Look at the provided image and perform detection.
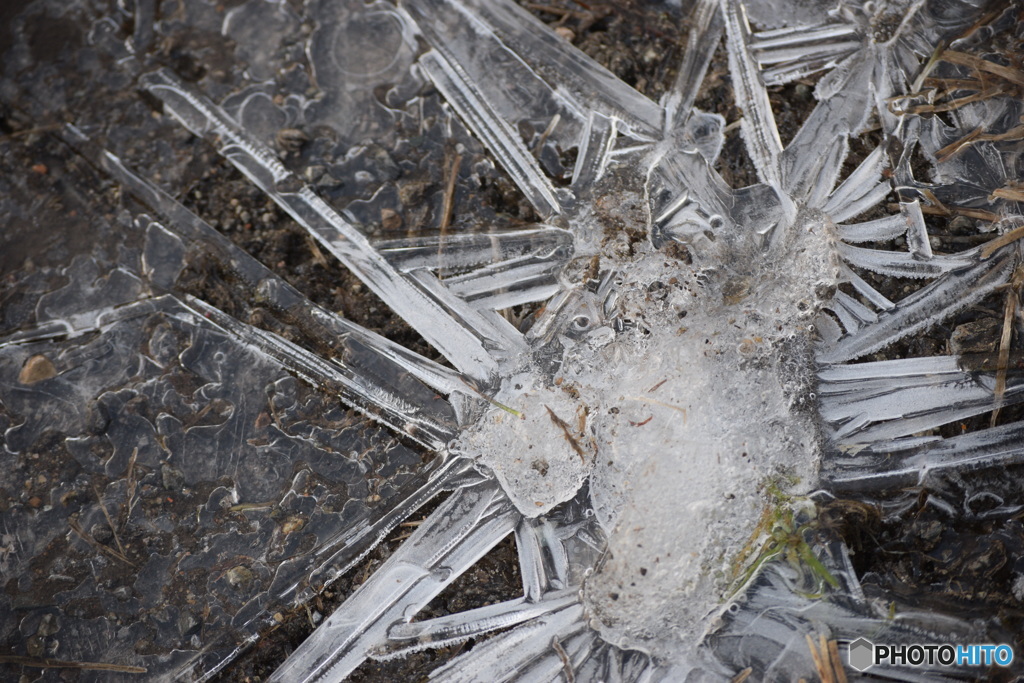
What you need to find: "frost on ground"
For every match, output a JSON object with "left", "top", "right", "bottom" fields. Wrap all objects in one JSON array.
[{"left": 1, "top": 0, "right": 1024, "bottom": 681}]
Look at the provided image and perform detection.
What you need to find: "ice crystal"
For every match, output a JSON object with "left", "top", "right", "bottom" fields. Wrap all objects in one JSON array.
[{"left": 2, "top": 0, "right": 1023, "bottom": 681}]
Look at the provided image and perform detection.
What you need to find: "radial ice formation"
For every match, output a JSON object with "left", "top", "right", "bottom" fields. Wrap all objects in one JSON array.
[{"left": 3, "top": 0, "right": 1023, "bottom": 680}]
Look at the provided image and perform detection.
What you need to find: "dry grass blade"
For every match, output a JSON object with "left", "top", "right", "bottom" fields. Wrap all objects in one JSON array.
[
  {"left": 68, "top": 518, "right": 136, "bottom": 567},
  {"left": 534, "top": 113, "right": 560, "bottom": 157},
  {"left": 828, "top": 638, "right": 849, "bottom": 683},
  {"left": 91, "top": 483, "right": 127, "bottom": 559},
  {"left": 939, "top": 124, "right": 1024, "bottom": 162},
  {"left": 935, "top": 125, "right": 984, "bottom": 162},
  {"left": 806, "top": 633, "right": 832, "bottom": 683},
  {"left": 980, "top": 223, "right": 1024, "bottom": 260},
  {"left": 991, "top": 266, "right": 1024, "bottom": 426},
  {"left": 941, "top": 50, "right": 1024, "bottom": 89},
  {"left": 914, "top": 203, "right": 1000, "bottom": 222},
  {"left": 305, "top": 232, "right": 329, "bottom": 267},
  {"left": 440, "top": 152, "right": 463, "bottom": 234},
  {"left": 990, "top": 185, "right": 1024, "bottom": 203}
]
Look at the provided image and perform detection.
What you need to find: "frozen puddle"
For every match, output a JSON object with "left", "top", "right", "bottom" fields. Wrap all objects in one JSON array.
[{"left": 2, "top": 0, "right": 1023, "bottom": 680}]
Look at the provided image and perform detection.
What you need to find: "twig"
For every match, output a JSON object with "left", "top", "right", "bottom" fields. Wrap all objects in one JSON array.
[
  {"left": 805, "top": 633, "right": 832, "bottom": 683},
  {"left": 534, "top": 113, "right": 561, "bottom": 157},
  {"left": 92, "top": 484, "right": 127, "bottom": 559},
  {"left": 730, "top": 668, "right": 753, "bottom": 683},
  {"left": 545, "top": 405, "right": 587, "bottom": 464},
  {"left": 829, "top": 638, "right": 849, "bottom": 683},
  {"left": 0, "top": 655, "right": 146, "bottom": 674},
  {"left": 550, "top": 636, "right": 575, "bottom": 683},
  {"left": 125, "top": 447, "right": 140, "bottom": 523},
  {"left": 440, "top": 152, "right": 462, "bottom": 234},
  {"left": 805, "top": 633, "right": 848, "bottom": 683}
]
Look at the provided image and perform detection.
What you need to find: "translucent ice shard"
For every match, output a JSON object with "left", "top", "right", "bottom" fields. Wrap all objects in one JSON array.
[
  {"left": 750, "top": 21, "right": 861, "bottom": 86},
  {"left": 60, "top": 125, "right": 471, "bottom": 402},
  {"left": 828, "top": 420, "right": 1024, "bottom": 492},
  {"left": 402, "top": 0, "right": 663, "bottom": 139},
  {"left": 182, "top": 295, "right": 457, "bottom": 450},
  {"left": 820, "top": 248, "right": 1017, "bottom": 363},
  {"left": 377, "top": 589, "right": 578, "bottom": 658},
  {"left": 374, "top": 226, "right": 573, "bottom": 274},
  {"left": 663, "top": 0, "right": 723, "bottom": 132},
  {"left": 417, "top": 50, "right": 567, "bottom": 219},
  {"left": 141, "top": 69, "right": 524, "bottom": 380},
  {"left": 425, "top": 602, "right": 592, "bottom": 683},
  {"left": 270, "top": 477, "right": 519, "bottom": 682},
  {"left": 723, "top": 0, "right": 783, "bottom": 188},
  {"left": 819, "top": 355, "right": 1024, "bottom": 445}
]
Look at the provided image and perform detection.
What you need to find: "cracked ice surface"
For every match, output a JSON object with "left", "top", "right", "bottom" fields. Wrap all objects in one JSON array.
[{"left": 3, "top": 0, "right": 1024, "bottom": 680}]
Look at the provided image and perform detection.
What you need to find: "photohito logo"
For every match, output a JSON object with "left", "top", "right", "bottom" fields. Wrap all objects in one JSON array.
[{"left": 847, "top": 638, "right": 1015, "bottom": 672}]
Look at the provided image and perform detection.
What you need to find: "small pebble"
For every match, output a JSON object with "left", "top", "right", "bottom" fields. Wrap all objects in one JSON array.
[
  {"left": 225, "top": 565, "right": 254, "bottom": 588},
  {"left": 381, "top": 208, "right": 402, "bottom": 231},
  {"left": 18, "top": 354, "right": 56, "bottom": 384}
]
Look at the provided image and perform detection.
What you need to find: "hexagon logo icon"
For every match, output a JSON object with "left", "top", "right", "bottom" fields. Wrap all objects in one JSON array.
[{"left": 848, "top": 637, "right": 875, "bottom": 672}]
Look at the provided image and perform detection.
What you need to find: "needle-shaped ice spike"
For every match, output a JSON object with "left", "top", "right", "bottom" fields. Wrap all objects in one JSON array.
[
  {"left": 664, "top": 0, "right": 724, "bottom": 132},
  {"left": 723, "top": 0, "right": 783, "bottom": 189},
  {"left": 269, "top": 476, "right": 520, "bottom": 683},
  {"left": 827, "top": 419, "right": 1024, "bottom": 492},
  {"left": 838, "top": 262, "right": 895, "bottom": 312},
  {"left": 427, "top": 601, "right": 588, "bottom": 683},
  {"left": 182, "top": 295, "right": 457, "bottom": 450},
  {"left": 374, "top": 226, "right": 573, "bottom": 273},
  {"left": 60, "top": 124, "right": 471, "bottom": 402},
  {"left": 829, "top": 290, "right": 877, "bottom": 333},
  {"left": 823, "top": 144, "right": 888, "bottom": 221},
  {"left": 819, "top": 355, "right": 1024, "bottom": 444},
  {"left": 142, "top": 69, "right": 522, "bottom": 381},
  {"left": 404, "top": 0, "right": 663, "bottom": 140},
  {"left": 443, "top": 255, "right": 565, "bottom": 310},
  {"left": 417, "top": 50, "right": 567, "bottom": 219},
  {"left": 373, "top": 589, "right": 578, "bottom": 659},
  {"left": 819, "top": 248, "right": 1016, "bottom": 363},
  {"left": 750, "top": 21, "right": 861, "bottom": 86},
  {"left": 836, "top": 242, "right": 980, "bottom": 278},
  {"left": 571, "top": 111, "right": 618, "bottom": 191}
]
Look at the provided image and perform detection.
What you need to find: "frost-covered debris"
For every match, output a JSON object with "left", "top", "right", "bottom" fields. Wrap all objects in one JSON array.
[{"left": 3, "top": 0, "right": 1024, "bottom": 680}]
